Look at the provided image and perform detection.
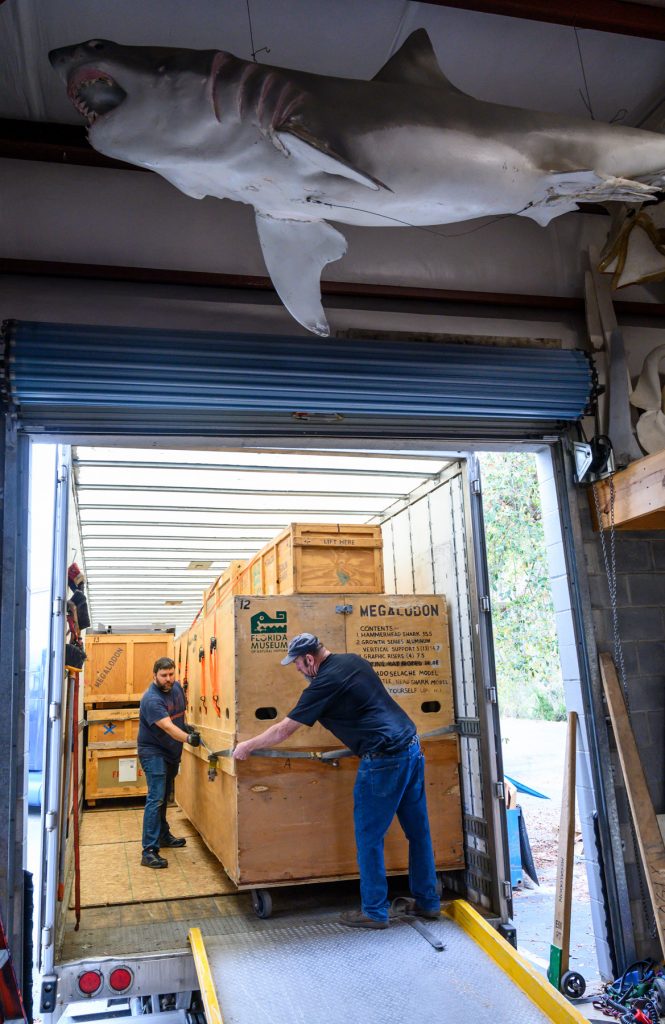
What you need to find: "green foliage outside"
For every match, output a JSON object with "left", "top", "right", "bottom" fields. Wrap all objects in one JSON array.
[{"left": 479, "top": 452, "right": 565, "bottom": 721}]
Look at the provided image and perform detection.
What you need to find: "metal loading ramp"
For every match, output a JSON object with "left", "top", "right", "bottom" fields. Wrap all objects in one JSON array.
[{"left": 188, "top": 901, "right": 589, "bottom": 1024}]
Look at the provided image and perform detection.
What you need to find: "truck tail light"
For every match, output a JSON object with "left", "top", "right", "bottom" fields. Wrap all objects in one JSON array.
[
  {"left": 108, "top": 968, "right": 133, "bottom": 993},
  {"left": 78, "top": 970, "right": 103, "bottom": 996}
]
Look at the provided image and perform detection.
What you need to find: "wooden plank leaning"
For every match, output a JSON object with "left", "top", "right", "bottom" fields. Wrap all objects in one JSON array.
[
  {"left": 548, "top": 711, "right": 577, "bottom": 991},
  {"left": 599, "top": 652, "right": 665, "bottom": 956}
]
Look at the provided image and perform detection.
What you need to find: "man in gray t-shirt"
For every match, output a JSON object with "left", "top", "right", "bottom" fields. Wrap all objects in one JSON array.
[{"left": 137, "top": 657, "right": 200, "bottom": 868}]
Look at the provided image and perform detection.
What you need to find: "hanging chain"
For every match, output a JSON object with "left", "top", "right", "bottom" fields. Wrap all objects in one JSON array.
[
  {"left": 592, "top": 478, "right": 629, "bottom": 709},
  {"left": 592, "top": 478, "right": 658, "bottom": 940}
]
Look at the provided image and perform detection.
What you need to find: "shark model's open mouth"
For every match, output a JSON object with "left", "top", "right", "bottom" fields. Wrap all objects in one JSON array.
[{"left": 67, "top": 66, "right": 127, "bottom": 124}]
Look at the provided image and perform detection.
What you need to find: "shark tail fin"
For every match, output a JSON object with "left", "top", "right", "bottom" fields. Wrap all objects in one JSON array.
[{"left": 372, "top": 28, "right": 463, "bottom": 91}]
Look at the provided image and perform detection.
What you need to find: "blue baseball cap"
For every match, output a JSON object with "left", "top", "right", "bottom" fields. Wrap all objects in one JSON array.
[{"left": 281, "top": 633, "right": 320, "bottom": 665}]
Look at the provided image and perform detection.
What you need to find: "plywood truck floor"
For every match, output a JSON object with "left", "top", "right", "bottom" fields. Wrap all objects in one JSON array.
[
  {"left": 80, "top": 806, "right": 196, "bottom": 847},
  {"left": 73, "top": 806, "right": 236, "bottom": 908}
]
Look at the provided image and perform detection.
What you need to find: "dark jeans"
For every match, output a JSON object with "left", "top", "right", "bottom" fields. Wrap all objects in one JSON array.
[
  {"left": 353, "top": 738, "right": 440, "bottom": 922},
  {"left": 140, "top": 755, "right": 180, "bottom": 853}
]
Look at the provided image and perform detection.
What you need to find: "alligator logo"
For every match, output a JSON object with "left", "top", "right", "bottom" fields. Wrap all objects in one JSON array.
[{"left": 251, "top": 611, "right": 287, "bottom": 636}]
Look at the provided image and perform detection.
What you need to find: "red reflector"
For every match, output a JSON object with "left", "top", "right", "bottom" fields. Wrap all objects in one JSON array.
[
  {"left": 109, "top": 968, "right": 133, "bottom": 993},
  {"left": 78, "top": 970, "right": 102, "bottom": 996}
]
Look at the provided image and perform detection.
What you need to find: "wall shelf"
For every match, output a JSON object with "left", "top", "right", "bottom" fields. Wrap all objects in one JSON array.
[{"left": 590, "top": 448, "right": 665, "bottom": 531}]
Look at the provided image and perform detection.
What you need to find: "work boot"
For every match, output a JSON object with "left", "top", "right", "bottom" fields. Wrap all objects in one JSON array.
[
  {"left": 339, "top": 909, "right": 389, "bottom": 930},
  {"left": 159, "top": 833, "right": 186, "bottom": 848},
  {"left": 390, "top": 897, "right": 439, "bottom": 920},
  {"left": 141, "top": 849, "right": 168, "bottom": 869}
]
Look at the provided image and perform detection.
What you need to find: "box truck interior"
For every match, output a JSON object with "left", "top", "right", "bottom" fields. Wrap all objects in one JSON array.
[{"left": 23, "top": 431, "right": 615, "bottom": 1019}]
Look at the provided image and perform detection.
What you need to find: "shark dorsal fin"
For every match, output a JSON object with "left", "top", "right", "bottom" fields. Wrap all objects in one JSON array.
[{"left": 372, "top": 28, "right": 461, "bottom": 90}]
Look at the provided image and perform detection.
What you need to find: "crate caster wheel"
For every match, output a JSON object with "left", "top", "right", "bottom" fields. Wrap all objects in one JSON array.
[
  {"left": 560, "top": 971, "right": 586, "bottom": 999},
  {"left": 251, "top": 889, "right": 273, "bottom": 919}
]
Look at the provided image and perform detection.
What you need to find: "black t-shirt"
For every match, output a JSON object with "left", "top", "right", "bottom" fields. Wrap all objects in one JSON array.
[
  {"left": 286, "top": 653, "right": 416, "bottom": 757},
  {"left": 137, "top": 681, "right": 186, "bottom": 765}
]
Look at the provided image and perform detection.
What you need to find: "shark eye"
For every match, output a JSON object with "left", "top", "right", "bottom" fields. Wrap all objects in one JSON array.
[{"left": 87, "top": 40, "right": 106, "bottom": 51}]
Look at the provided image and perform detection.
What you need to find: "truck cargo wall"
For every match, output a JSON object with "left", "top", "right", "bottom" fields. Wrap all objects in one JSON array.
[{"left": 379, "top": 461, "right": 501, "bottom": 911}]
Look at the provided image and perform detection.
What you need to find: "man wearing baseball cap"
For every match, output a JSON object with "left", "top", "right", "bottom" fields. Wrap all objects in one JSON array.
[{"left": 232, "top": 632, "right": 440, "bottom": 929}]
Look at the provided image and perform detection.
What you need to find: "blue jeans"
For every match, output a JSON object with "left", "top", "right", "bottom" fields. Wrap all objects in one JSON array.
[
  {"left": 353, "top": 739, "right": 440, "bottom": 922},
  {"left": 140, "top": 756, "right": 180, "bottom": 853}
]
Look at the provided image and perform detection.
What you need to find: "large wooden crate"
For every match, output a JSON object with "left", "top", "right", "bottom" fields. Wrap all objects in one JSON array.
[
  {"left": 203, "top": 560, "right": 247, "bottom": 615},
  {"left": 86, "top": 708, "right": 139, "bottom": 747},
  {"left": 85, "top": 748, "right": 146, "bottom": 802},
  {"left": 236, "top": 523, "right": 384, "bottom": 596},
  {"left": 84, "top": 633, "right": 174, "bottom": 705},
  {"left": 176, "top": 593, "right": 462, "bottom": 887}
]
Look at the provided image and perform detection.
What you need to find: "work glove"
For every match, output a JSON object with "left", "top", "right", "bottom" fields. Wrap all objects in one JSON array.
[
  {"left": 186, "top": 731, "right": 201, "bottom": 748},
  {"left": 182, "top": 723, "right": 197, "bottom": 734}
]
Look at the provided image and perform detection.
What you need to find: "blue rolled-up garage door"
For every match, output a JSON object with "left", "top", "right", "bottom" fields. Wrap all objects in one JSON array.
[{"left": 2, "top": 320, "right": 593, "bottom": 438}]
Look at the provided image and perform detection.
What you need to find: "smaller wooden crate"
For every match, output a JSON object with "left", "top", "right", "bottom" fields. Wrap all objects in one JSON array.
[
  {"left": 203, "top": 560, "right": 247, "bottom": 615},
  {"left": 84, "top": 633, "right": 174, "bottom": 706},
  {"left": 86, "top": 708, "right": 139, "bottom": 748},
  {"left": 85, "top": 748, "right": 146, "bottom": 802},
  {"left": 236, "top": 523, "right": 384, "bottom": 595}
]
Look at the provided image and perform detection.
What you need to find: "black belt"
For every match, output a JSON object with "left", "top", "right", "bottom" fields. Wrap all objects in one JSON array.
[{"left": 361, "top": 735, "right": 419, "bottom": 760}]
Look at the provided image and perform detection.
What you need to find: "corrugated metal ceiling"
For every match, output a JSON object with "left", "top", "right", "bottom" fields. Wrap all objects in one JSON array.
[{"left": 73, "top": 445, "right": 454, "bottom": 632}]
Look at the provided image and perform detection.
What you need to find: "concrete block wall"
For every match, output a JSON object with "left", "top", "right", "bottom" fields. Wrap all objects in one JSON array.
[{"left": 577, "top": 487, "right": 664, "bottom": 958}]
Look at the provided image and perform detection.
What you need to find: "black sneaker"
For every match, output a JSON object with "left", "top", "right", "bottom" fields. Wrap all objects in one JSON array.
[
  {"left": 141, "top": 849, "right": 168, "bottom": 868},
  {"left": 159, "top": 833, "right": 186, "bottom": 848}
]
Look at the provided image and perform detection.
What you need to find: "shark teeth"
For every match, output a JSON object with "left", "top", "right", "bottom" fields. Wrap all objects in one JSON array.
[
  {"left": 69, "top": 73, "right": 115, "bottom": 123},
  {"left": 72, "top": 95, "right": 98, "bottom": 124}
]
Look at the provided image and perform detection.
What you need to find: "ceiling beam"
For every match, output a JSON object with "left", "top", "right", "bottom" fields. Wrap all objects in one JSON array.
[
  {"left": 78, "top": 483, "right": 403, "bottom": 498},
  {"left": 73, "top": 458, "right": 440, "bottom": 478},
  {"left": 423, "top": 0, "right": 665, "bottom": 39},
  {"left": 0, "top": 119, "right": 142, "bottom": 171},
  {"left": 78, "top": 521, "right": 289, "bottom": 529},
  {"left": 3, "top": 255, "right": 665, "bottom": 320},
  {"left": 77, "top": 503, "right": 386, "bottom": 515}
]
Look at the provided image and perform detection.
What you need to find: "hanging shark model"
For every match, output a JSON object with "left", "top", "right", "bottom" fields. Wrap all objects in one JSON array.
[{"left": 50, "top": 31, "right": 665, "bottom": 336}]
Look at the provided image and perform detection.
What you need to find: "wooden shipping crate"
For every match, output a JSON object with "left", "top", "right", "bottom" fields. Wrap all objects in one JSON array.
[
  {"left": 176, "top": 593, "right": 461, "bottom": 886},
  {"left": 85, "top": 748, "right": 146, "bottom": 802},
  {"left": 183, "top": 618, "right": 204, "bottom": 718},
  {"left": 178, "top": 735, "right": 462, "bottom": 887},
  {"left": 84, "top": 633, "right": 174, "bottom": 705},
  {"left": 236, "top": 523, "right": 384, "bottom": 596},
  {"left": 184, "top": 593, "right": 453, "bottom": 742},
  {"left": 203, "top": 560, "right": 247, "bottom": 616},
  {"left": 174, "top": 628, "right": 188, "bottom": 683},
  {"left": 86, "top": 708, "right": 139, "bottom": 747}
]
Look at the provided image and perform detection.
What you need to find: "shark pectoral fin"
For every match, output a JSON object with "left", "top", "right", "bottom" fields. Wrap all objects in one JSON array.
[
  {"left": 255, "top": 213, "right": 347, "bottom": 337},
  {"left": 519, "top": 170, "right": 660, "bottom": 227},
  {"left": 275, "top": 127, "right": 390, "bottom": 191}
]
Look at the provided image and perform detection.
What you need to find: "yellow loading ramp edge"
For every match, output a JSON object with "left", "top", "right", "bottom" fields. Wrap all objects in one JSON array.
[
  {"left": 188, "top": 928, "right": 224, "bottom": 1024},
  {"left": 188, "top": 900, "right": 589, "bottom": 1024},
  {"left": 444, "top": 901, "right": 589, "bottom": 1024}
]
